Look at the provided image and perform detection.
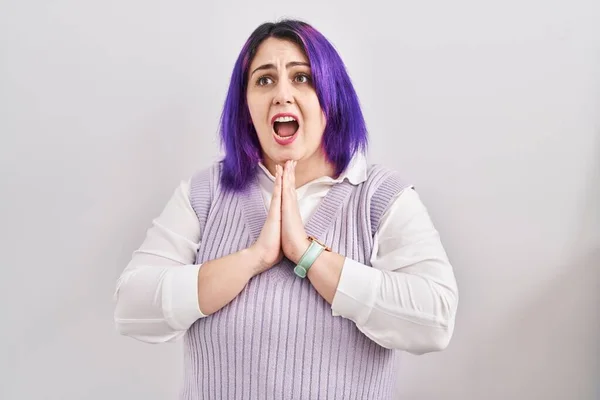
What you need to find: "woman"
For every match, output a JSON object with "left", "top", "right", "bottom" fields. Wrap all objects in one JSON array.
[{"left": 114, "top": 19, "right": 458, "bottom": 399}]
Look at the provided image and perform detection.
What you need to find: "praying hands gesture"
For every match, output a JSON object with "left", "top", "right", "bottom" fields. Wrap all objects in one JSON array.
[
  {"left": 197, "top": 160, "right": 344, "bottom": 316},
  {"left": 251, "top": 160, "right": 311, "bottom": 273},
  {"left": 198, "top": 161, "right": 344, "bottom": 315}
]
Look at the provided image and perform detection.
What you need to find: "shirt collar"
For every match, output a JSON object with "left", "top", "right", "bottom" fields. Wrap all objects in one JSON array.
[{"left": 257, "top": 152, "right": 368, "bottom": 187}]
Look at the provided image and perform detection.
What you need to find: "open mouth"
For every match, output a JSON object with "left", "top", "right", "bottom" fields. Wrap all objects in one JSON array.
[{"left": 272, "top": 114, "right": 299, "bottom": 145}]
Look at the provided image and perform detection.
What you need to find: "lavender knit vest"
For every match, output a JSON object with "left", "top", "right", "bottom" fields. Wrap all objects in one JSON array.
[{"left": 183, "top": 162, "right": 411, "bottom": 400}]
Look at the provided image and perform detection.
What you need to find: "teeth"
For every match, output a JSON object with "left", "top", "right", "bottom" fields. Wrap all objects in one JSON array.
[
  {"left": 274, "top": 116, "right": 297, "bottom": 123},
  {"left": 274, "top": 132, "right": 294, "bottom": 139}
]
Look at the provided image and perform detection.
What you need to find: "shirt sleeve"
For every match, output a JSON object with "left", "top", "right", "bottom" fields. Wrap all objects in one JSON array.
[
  {"left": 113, "top": 179, "right": 206, "bottom": 343},
  {"left": 331, "top": 188, "right": 459, "bottom": 354}
]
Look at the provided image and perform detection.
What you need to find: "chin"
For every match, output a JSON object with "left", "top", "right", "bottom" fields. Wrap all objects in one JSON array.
[{"left": 270, "top": 151, "right": 300, "bottom": 165}]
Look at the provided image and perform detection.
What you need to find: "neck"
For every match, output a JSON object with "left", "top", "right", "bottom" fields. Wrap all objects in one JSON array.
[{"left": 263, "top": 153, "right": 337, "bottom": 188}]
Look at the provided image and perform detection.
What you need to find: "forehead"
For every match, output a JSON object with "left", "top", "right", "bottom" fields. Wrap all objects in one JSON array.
[{"left": 249, "top": 37, "right": 309, "bottom": 69}]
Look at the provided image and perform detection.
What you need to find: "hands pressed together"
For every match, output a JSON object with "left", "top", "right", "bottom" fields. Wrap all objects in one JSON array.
[
  {"left": 250, "top": 160, "right": 311, "bottom": 274},
  {"left": 196, "top": 161, "right": 344, "bottom": 315}
]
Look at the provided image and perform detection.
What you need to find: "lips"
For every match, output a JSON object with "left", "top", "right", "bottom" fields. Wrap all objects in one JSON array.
[{"left": 271, "top": 113, "right": 300, "bottom": 146}]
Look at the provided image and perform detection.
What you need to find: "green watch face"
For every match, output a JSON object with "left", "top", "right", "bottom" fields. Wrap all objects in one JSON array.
[{"left": 294, "top": 265, "right": 307, "bottom": 278}]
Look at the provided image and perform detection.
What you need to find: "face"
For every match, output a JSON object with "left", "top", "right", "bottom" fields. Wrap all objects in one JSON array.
[{"left": 246, "top": 37, "right": 328, "bottom": 172}]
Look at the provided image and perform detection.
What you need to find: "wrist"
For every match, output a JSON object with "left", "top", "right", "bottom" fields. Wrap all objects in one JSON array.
[
  {"left": 290, "top": 238, "right": 311, "bottom": 264},
  {"left": 244, "top": 246, "right": 265, "bottom": 277}
]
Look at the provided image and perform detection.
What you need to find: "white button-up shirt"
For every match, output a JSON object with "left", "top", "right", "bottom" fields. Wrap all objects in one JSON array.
[{"left": 114, "top": 154, "right": 459, "bottom": 354}]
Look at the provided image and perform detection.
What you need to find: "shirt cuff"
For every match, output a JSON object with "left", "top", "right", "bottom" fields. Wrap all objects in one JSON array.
[
  {"left": 331, "top": 258, "right": 382, "bottom": 324},
  {"left": 162, "top": 264, "right": 205, "bottom": 331}
]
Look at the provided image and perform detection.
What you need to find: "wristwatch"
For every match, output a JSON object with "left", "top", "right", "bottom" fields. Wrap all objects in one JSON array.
[{"left": 293, "top": 236, "right": 331, "bottom": 278}]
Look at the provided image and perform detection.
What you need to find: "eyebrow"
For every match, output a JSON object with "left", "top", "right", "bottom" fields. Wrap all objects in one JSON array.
[{"left": 250, "top": 61, "right": 310, "bottom": 77}]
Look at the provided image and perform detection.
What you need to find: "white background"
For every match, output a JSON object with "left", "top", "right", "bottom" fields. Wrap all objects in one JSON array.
[{"left": 1, "top": 1, "right": 599, "bottom": 399}]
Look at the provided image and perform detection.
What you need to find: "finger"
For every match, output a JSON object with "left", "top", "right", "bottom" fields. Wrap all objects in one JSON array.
[
  {"left": 286, "top": 161, "right": 296, "bottom": 199},
  {"left": 290, "top": 160, "right": 296, "bottom": 188},
  {"left": 281, "top": 161, "right": 288, "bottom": 189},
  {"left": 273, "top": 164, "right": 282, "bottom": 197},
  {"left": 284, "top": 160, "right": 294, "bottom": 192},
  {"left": 284, "top": 162, "right": 298, "bottom": 215},
  {"left": 268, "top": 165, "right": 282, "bottom": 217},
  {"left": 280, "top": 162, "right": 288, "bottom": 211}
]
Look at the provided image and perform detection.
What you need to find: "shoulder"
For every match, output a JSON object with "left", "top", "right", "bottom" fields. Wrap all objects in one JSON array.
[
  {"left": 190, "top": 161, "right": 224, "bottom": 191},
  {"left": 186, "top": 161, "right": 225, "bottom": 227},
  {"left": 187, "top": 161, "right": 226, "bottom": 209},
  {"left": 363, "top": 164, "right": 414, "bottom": 194},
  {"left": 360, "top": 164, "right": 415, "bottom": 234}
]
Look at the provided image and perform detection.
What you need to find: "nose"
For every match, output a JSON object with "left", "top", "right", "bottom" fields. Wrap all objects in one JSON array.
[{"left": 272, "top": 80, "right": 294, "bottom": 105}]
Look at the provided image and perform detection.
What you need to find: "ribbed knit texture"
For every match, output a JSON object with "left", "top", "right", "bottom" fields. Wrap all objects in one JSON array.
[{"left": 183, "top": 162, "right": 411, "bottom": 400}]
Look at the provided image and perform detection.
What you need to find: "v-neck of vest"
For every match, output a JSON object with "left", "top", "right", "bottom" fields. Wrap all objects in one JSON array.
[{"left": 240, "top": 174, "right": 356, "bottom": 245}]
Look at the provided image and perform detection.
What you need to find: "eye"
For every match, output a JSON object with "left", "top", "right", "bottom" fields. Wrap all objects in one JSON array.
[
  {"left": 257, "top": 76, "right": 273, "bottom": 86},
  {"left": 294, "top": 74, "right": 311, "bottom": 84}
]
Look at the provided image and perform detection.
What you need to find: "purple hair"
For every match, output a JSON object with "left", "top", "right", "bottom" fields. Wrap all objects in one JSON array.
[{"left": 219, "top": 19, "right": 368, "bottom": 191}]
